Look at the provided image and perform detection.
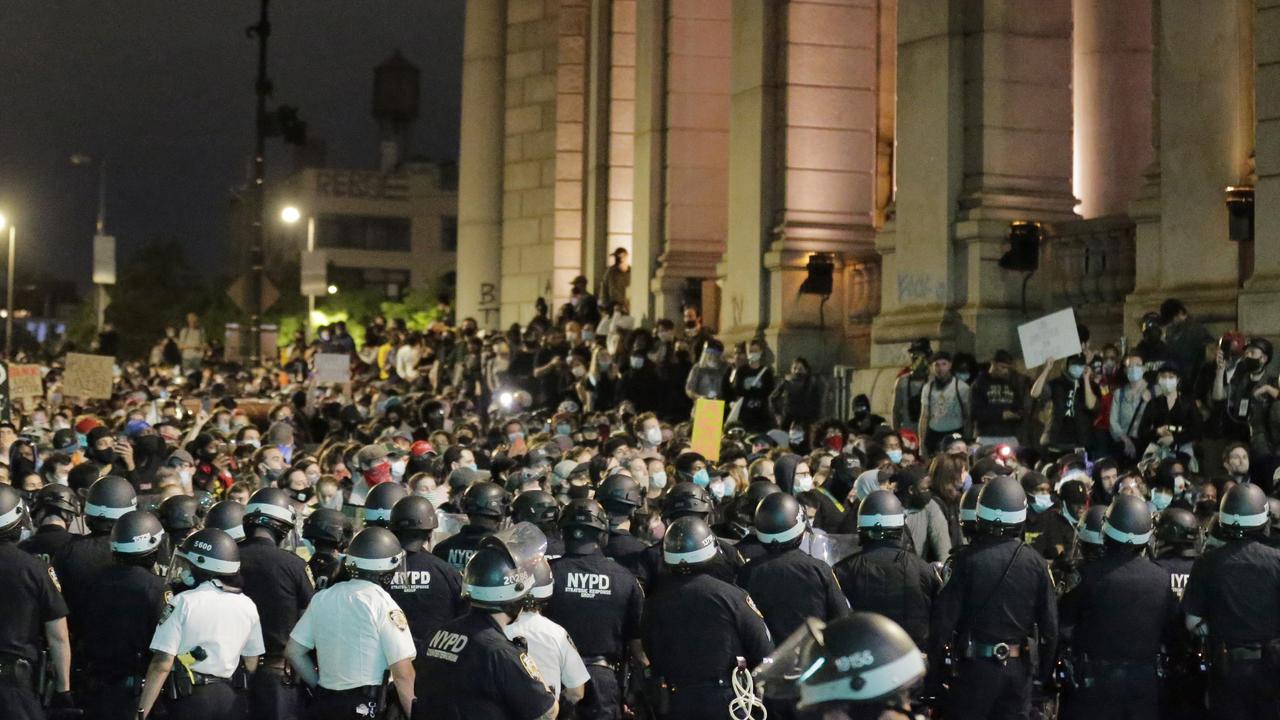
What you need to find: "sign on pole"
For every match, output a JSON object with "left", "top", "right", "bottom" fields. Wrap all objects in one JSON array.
[
  {"left": 63, "top": 353, "right": 115, "bottom": 399},
  {"left": 690, "top": 398, "right": 726, "bottom": 462},
  {"left": 1017, "top": 308, "right": 1082, "bottom": 369},
  {"left": 93, "top": 235, "right": 116, "bottom": 285}
]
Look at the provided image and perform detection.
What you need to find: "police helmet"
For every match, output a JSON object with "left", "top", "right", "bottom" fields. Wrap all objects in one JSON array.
[
  {"left": 528, "top": 556, "right": 554, "bottom": 602},
  {"left": 463, "top": 545, "right": 533, "bottom": 611},
  {"left": 754, "top": 492, "right": 806, "bottom": 548},
  {"left": 512, "top": 490, "right": 560, "bottom": 526},
  {"left": 364, "top": 482, "right": 409, "bottom": 527},
  {"left": 244, "top": 487, "right": 297, "bottom": 535},
  {"left": 597, "top": 473, "right": 642, "bottom": 514},
  {"left": 303, "top": 508, "right": 354, "bottom": 548},
  {"left": 0, "top": 484, "right": 29, "bottom": 536},
  {"left": 783, "top": 613, "right": 926, "bottom": 709},
  {"left": 975, "top": 476, "right": 1027, "bottom": 537},
  {"left": 389, "top": 495, "right": 439, "bottom": 533},
  {"left": 558, "top": 498, "right": 609, "bottom": 538},
  {"left": 175, "top": 527, "right": 241, "bottom": 577},
  {"left": 32, "top": 484, "right": 79, "bottom": 520},
  {"left": 856, "top": 490, "right": 906, "bottom": 541},
  {"left": 1218, "top": 482, "right": 1270, "bottom": 538},
  {"left": 959, "top": 485, "right": 981, "bottom": 530},
  {"left": 1102, "top": 495, "right": 1153, "bottom": 546},
  {"left": 662, "top": 482, "right": 713, "bottom": 520},
  {"left": 344, "top": 527, "right": 406, "bottom": 578},
  {"left": 736, "top": 480, "right": 782, "bottom": 525},
  {"left": 1155, "top": 507, "right": 1199, "bottom": 555},
  {"left": 461, "top": 481, "right": 510, "bottom": 520},
  {"left": 157, "top": 494, "right": 202, "bottom": 533},
  {"left": 662, "top": 516, "right": 717, "bottom": 569},
  {"left": 109, "top": 510, "right": 166, "bottom": 556},
  {"left": 205, "top": 500, "right": 247, "bottom": 541},
  {"left": 85, "top": 476, "right": 137, "bottom": 521},
  {"left": 1077, "top": 505, "right": 1107, "bottom": 547}
]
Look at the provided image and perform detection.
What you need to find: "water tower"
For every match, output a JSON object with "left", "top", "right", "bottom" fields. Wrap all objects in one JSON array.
[{"left": 373, "top": 50, "right": 420, "bottom": 172}]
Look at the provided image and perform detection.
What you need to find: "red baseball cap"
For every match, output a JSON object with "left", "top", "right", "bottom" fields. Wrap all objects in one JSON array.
[{"left": 411, "top": 440, "right": 434, "bottom": 457}]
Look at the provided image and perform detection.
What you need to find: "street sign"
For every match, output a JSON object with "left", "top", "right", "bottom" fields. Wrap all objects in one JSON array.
[
  {"left": 227, "top": 273, "right": 280, "bottom": 314},
  {"left": 93, "top": 235, "right": 116, "bottom": 285},
  {"left": 301, "top": 250, "right": 328, "bottom": 296}
]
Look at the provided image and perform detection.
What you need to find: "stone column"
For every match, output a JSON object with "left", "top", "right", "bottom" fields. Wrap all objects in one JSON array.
[
  {"left": 1240, "top": 0, "right": 1278, "bottom": 335},
  {"left": 455, "top": 0, "right": 506, "bottom": 328},
  {"left": 1072, "top": 0, "right": 1153, "bottom": 219},
  {"left": 629, "top": 0, "right": 666, "bottom": 322}
]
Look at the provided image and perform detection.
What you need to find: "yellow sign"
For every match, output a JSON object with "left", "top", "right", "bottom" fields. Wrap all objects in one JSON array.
[{"left": 690, "top": 399, "right": 725, "bottom": 462}]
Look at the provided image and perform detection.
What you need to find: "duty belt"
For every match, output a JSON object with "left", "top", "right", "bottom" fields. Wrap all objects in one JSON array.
[
  {"left": 964, "top": 642, "right": 1024, "bottom": 661},
  {"left": 581, "top": 656, "right": 621, "bottom": 671},
  {"left": 191, "top": 671, "right": 231, "bottom": 686}
]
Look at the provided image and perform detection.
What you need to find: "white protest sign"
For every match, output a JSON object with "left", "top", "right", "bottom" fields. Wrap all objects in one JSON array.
[
  {"left": 1017, "top": 308, "right": 1082, "bottom": 369},
  {"left": 314, "top": 353, "right": 351, "bottom": 384}
]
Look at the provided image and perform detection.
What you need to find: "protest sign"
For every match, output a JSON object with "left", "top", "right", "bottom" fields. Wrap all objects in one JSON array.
[
  {"left": 690, "top": 398, "right": 726, "bottom": 462},
  {"left": 314, "top": 353, "right": 351, "bottom": 384},
  {"left": 63, "top": 353, "right": 115, "bottom": 399},
  {"left": 1017, "top": 308, "right": 1081, "bottom": 369},
  {"left": 7, "top": 364, "right": 43, "bottom": 400}
]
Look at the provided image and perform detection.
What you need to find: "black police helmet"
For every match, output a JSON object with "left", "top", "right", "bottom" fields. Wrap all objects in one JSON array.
[
  {"left": 1077, "top": 505, "right": 1107, "bottom": 547},
  {"left": 157, "top": 494, "right": 202, "bottom": 533},
  {"left": 344, "top": 526, "right": 406, "bottom": 577},
  {"left": 85, "top": 476, "right": 137, "bottom": 522},
  {"left": 364, "top": 482, "right": 409, "bottom": 527},
  {"left": 662, "top": 516, "right": 717, "bottom": 569},
  {"left": 597, "top": 473, "right": 642, "bottom": 514},
  {"left": 1155, "top": 507, "right": 1200, "bottom": 551},
  {"left": 959, "top": 485, "right": 981, "bottom": 528},
  {"left": 463, "top": 545, "right": 533, "bottom": 611},
  {"left": 176, "top": 527, "right": 241, "bottom": 577},
  {"left": 528, "top": 555, "right": 554, "bottom": 603},
  {"left": 244, "top": 487, "right": 297, "bottom": 534},
  {"left": 512, "top": 490, "right": 560, "bottom": 526},
  {"left": 303, "top": 508, "right": 354, "bottom": 547},
  {"left": 462, "top": 481, "right": 510, "bottom": 520},
  {"left": 109, "top": 510, "right": 166, "bottom": 556},
  {"left": 754, "top": 492, "right": 806, "bottom": 548},
  {"left": 736, "top": 480, "right": 782, "bottom": 525},
  {"left": 32, "top": 484, "right": 79, "bottom": 519},
  {"left": 205, "top": 500, "right": 246, "bottom": 542},
  {"left": 856, "top": 490, "right": 906, "bottom": 540},
  {"left": 794, "top": 613, "right": 926, "bottom": 709},
  {"left": 559, "top": 498, "right": 609, "bottom": 534},
  {"left": 1218, "top": 482, "right": 1269, "bottom": 538},
  {"left": 0, "top": 484, "right": 29, "bottom": 536},
  {"left": 389, "top": 495, "right": 439, "bottom": 534},
  {"left": 662, "top": 482, "right": 712, "bottom": 520},
  {"left": 975, "top": 476, "right": 1027, "bottom": 536},
  {"left": 1102, "top": 494, "right": 1153, "bottom": 546}
]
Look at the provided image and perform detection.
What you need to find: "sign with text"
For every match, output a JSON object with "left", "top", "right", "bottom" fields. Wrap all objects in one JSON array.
[
  {"left": 1017, "top": 308, "right": 1082, "bottom": 369},
  {"left": 63, "top": 353, "right": 115, "bottom": 399},
  {"left": 690, "top": 398, "right": 726, "bottom": 462},
  {"left": 7, "top": 364, "right": 43, "bottom": 400},
  {"left": 314, "top": 353, "right": 351, "bottom": 384}
]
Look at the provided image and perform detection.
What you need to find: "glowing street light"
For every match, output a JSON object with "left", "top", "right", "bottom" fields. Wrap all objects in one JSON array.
[
  {"left": 280, "top": 205, "right": 302, "bottom": 224},
  {"left": 326, "top": 284, "right": 338, "bottom": 295}
]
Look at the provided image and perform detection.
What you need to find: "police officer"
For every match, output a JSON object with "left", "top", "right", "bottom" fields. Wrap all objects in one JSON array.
[
  {"left": 20, "top": 484, "right": 80, "bottom": 564},
  {"left": 722, "top": 480, "right": 781, "bottom": 563},
  {"left": 285, "top": 527, "right": 417, "bottom": 719},
  {"left": 929, "top": 475, "right": 1057, "bottom": 719},
  {"left": 138, "top": 527, "right": 266, "bottom": 720},
  {"left": 958, "top": 484, "right": 981, "bottom": 543},
  {"left": 386, "top": 494, "right": 465, "bottom": 719},
  {"left": 416, "top": 525, "right": 559, "bottom": 719},
  {"left": 641, "top": 516, "right": 774, "bottom": 720},
  {"left": 635, "top": 482, "right": 743, "bottom": 590},
  {"left": 512, "top": 489, "right": 564, "bottom": 558},
  {"left": 739, "top": 493, "right": 848, "bottom": 720},
  {"left": 157, "top": 494, "right": 204, "bottom": 574},
  {"left": 1151, "top": 506, "right": 1203, "bottom": 720},
  {"left": 1153, "top": 507, "right": 1199, "bottom": 600},
  {"left": 505, "top": 557, "right": 590, "bottom": 707},
  {"left": 1058, "top": 495, "right": 1176, "bottom": 720},
  {"left": 755, "top": 613, "right": 927, "bottom": 720},
  {"left": 597, "top": 473, "right": 649, "bottom": 576},
  {"left": 206, "top": 500, "right": 247, "bottom": 543},
  {"left": 546, "top": 498, "right": 646, "bottom": 720},
  {"left": 54, "top": 475, "right": 136, "bottom": 676},
  {"left": 238, "top": 487, "right": 314, "bottom": 720},
  {"left": 80, "top": 510, "right": 167, "bottom": 720},
  {"left": 432, "top": 481, "right": 509, "bottom": 574},
  {"left": 1183, "top": 482, "right": 1280, "bottom": 719},
  {"left": 363, "top": 482, "right": 409, "bottom": 529},
  {"left": 302, "top": 509, "right": 352, "bottom": 590},
  {"left": 834, "top": 490, "right": 940, "bottom": 649},
  {"left": 1055, "top": 505, "right": 1107, "bottom": 597},
  {"left": 0, "top": 484, "right": 73, "bottom": 720}
]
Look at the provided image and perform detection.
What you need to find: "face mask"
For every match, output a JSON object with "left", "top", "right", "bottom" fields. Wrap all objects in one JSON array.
[
  {"left": 722, "top": 478, "right": 737, "bottom": 497},
  {"left": 645, "top": 427, "right": 663, "bottom": 446},
  {"left": 788, "top": 430, "right": 804, "bottom": 444},
  {"left": 1242, "top": 356, "right": 1263, "bottom": 374},
  {"left": 794, "top": 473, "right": 814, "bottom": 493},
  {"left": 581, "top": 329, "right": 595, "bottom": 343},
  {"left": 650, "top": 472, "right": 668, "bottom": 490},
  {"left": 1159, "top": 377, "right": 1178, "bottom": 393},
  {"left": 90, "top": 447, "right": 116, "bottom": 465},
  {"left": 1194, "top": 498, "right": 1217, "bottom": 518},
  {"left": 391, "top": 459, "right": 408, "bottom": 482},
  {"left": 364, "top": 462, "right": 392, "bottom": 487},
  {"left": 462, "top": 462, "right": 478, "bottom": 472},
  {"left": 909, "top": 488, "right": 931, "bottom": 510},
  {"left": 658, "top": 331, "right": 674, "bottom": 343},
  {"left": 824, "top": 436, "right": 845, "bottom": 452},
  {"left": 572, "top": 366, "right": 586, "bottom": 378},
  {"left": 1126, "top": 366, "right": 1144, "bottom": 383},
  {"left": 598, "top": 358, "right": 611, "bottom": 370},
  {"left": 556, "top": 423, "right": 573, "bottom": 437},
  {"left": 1067, "top": 364, "right": 1085, "bottom": 380},
  {"left": 1030, "top": 493, "right": 1053, "bottom": 512},
  {"left": 630, "top": 356, "right": 645, "bottom": 370},
  {"left": 684, "top": 320, "right": 697, "bottom": 330},
  {"left": 292, "top": 487, "right": 315, "bottom": 503},
  {"left": 178, "top": 468, "right": 193, "bottom": 486},
  {"left": 957, "top": 372, "right": 972, "bottom": 383},
  {"left": 1103, "top": 360, "right": 1117, "bottom": 372},
  {"left": 887, "top": 449, "right": 903, "bottom": 464},
  {"left": 710, "top": 481, "right": 725, "bottom": 500},
  {"left": 1151, "top": 492, "right": 1172, "bottom": 511},
  {"left": 747, "top": 352, "right": 762, "bottom": 364},
  {"left": 508, "top": 432, "right": 524, "bottom": 444},
  {"left": 692, "top": 468, "right": 710, "bottom": 487}
]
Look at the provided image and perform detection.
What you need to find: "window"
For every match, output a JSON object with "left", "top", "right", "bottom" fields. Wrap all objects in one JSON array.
[
  {"left": 329, "top": 266, "right": 411, "bottom": 300},
  {"left": 441, "top": 216, "right": 458, "bottom": 252},
  {"left": 315, "top": 214, "right": 411, "bottom": 252}
]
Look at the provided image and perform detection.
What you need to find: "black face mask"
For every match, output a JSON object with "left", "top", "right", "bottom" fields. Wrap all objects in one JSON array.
[
  {"left": 1194, "top": 499, "right": 1217, "bottom": 519},
  {"left": 292, "top": 487, "right": 314, "bottom": 502},
  {"left": 684, "top": 320, "right": 697, "bottom": 330},
  {"left": 89, "top": 447, "right": 116, "bottom": 465},
  {"left": 909, "top": 489, "right": 931, "bottom": 510},
  {"left": 1242, "top": 357, "right": 1263, "bottom": 374},
  {"left": 198, "top": 447, "right": 218, "bottom": 463}
]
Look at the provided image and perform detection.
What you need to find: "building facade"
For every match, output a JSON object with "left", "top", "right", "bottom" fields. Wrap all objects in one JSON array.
[{"left": 455, "top": 0, "right": 1278, "bottom": 405}]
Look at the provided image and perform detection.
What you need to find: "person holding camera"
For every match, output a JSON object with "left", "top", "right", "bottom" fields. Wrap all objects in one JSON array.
[{"left": 1138, "top": 364, "right": 1203, "bottom": 467}]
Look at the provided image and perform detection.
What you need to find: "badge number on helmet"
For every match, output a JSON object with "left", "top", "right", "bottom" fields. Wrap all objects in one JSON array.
[{"left": 834, "top": 650, "right": 875, "bottom": 673}]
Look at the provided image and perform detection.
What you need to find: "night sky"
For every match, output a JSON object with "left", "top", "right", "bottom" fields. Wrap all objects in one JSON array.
[{"left": 0, "top": 1, "right": 464, "bottom": 288}]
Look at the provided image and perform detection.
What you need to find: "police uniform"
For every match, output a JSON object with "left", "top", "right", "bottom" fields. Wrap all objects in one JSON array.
[
  {"left": 504, "top": 612, "right": 591, "bottom": 696},
  {"left": 288, "top": 578, "right": 417, "bottom": 720},
  {"left": 0, "top": 540, "right": 69, "bottom": 720},
  {"left": 52, "top": 533, "right": 113, "bottom": 672},
  {"left": 929, "top": 536, "right": 1058, "bottom": 720},
  {"left": 387, "top": 544, "right": 466, "bottom": 718},
  {"left": 640, "top": 573, "right": 774, "bottom": 720},
  {"left": 1182, "top": 539, "right": 1280, "bottom": 719},
  {"left": 634, "top": 536, "right": 743, "bottom": 592},
  {"left": 833, "top": 538, "right": 941, "bottom": 649},
  {"left": 1153, "top": 552, "right": 1202, "bottom": 720},
  {"left": 602, "top": 529, "right": 649, "bottom": 577},
  {"left": 417, "top": 610, "right": 558, "bottom": 720},
  {"left": 1059, "top": 549, "right": 1177, "bottom": 720},
  {"left": 80, "top": 561, "right": 167, "bottom": 720},
  {"left": 547, "top": 545, "right": 645, "bottom": 719},
  {"left": 1030, "top": 505, "right": 1077, "bottom": 562},
  {"left": 432, "top": 524, "right": 495, "bottom": 574},
  {"left": 308, "top": 550, "right": 344, "bottom": 591},
  {"left": 739, "top": 547, "right": 848, "bottom": 644},
  {"left": 238, "top": 536, "right": 315, "bottom": 720},
  {"left": 731, "top": 533, "right": 768, "bottom": 563},
  {"left": 19, "top": 524, "right": 73, "bottom": 565},
  {"left": 149, "top": 580, "right": 266, "bottom": 720}
]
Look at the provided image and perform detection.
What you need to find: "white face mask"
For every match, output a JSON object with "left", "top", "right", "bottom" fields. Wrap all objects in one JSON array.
[
  {"left": 794, "top": 474, "right": 814, "bottom": 492},
  {"left": 710, "top": 481, "right": 725, "bottom": 500},
  {"left": 572, "top": 366, "right": 587, "bottom": 378},
  {"left": 391, "top": 459, "right": 408, "bottom": 481},
  {"left": 1031, "top": 493, "right": 1053, "bottom": 512},
  {"left": 650, "top": 471, "right": 668, "bottom": 490},
  {"left": 178, "top": 468, "right": 194, "bottom": 488},
  {"left": 645, "top": 426, "right": 662, "bottom": 446},
  {"left": 1159, "top": 377, "right": 1178, "bottom": 393}
]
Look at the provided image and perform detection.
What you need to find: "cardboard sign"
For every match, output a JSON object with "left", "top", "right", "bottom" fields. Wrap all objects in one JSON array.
[
  {"left": 7, "top": 364, "right": 43, "bottom": 400},
  {"left": 314, "top": 353, "right": 351, "bottom": 384},
  {"left": 1017, "top": 308, "right": 1082, "bottom": 369},
  {"left": 63, "top": 353, "right": 115, "bottom": 399},
  {"left": 690, "top": 398, "right": 726, "bottom": 462}
]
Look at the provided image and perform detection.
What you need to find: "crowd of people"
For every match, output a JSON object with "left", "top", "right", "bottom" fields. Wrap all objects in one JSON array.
[{"left": 1, "top": 286, "right": 1279, "bottom": 720}]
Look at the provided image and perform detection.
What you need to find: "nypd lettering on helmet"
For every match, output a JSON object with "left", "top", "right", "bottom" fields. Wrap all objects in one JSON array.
[
  {"left": 564, "top": 572, "right": 613, "bottom": 599},
  {"left": 425, "top": 629, "right": 469, "bottom": 662}
]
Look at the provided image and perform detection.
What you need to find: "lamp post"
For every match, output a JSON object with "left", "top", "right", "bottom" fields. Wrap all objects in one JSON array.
[
  {"left": 71, "top": 154, "right": 110, "bottom": 331},
  {"left": 280, "top": 205, "right": 319, "bottom": 334},
  {"left": 0, "top": 214, "right": 13, "bottom": 359}
]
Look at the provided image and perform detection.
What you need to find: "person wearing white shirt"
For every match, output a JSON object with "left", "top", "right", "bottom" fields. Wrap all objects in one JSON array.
[
  {"left": 504, "top": 558, "right": 590, "bottom": 708},
  {"left": 395, "top": 334, "right": 423, "bottom": 384}
]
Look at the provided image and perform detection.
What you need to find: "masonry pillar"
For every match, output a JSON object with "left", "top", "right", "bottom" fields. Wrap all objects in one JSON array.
[
  {"left": 1239, "top": 0, "right": 1279, "bottom": 336},
  {"left": 456, "top": 0, "right": 506, "bottom": 328}
]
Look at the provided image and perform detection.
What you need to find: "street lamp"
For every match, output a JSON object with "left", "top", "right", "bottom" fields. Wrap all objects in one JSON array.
[
  {"left": 71, "top": 153, "right": 110, "bottom": 331},
  {"left": 0, "top": 213, "right": 14, "bottom": 359},
  {"left": 280, "top": 205, "right": 302, "bottom": 224},
  {"left": 327, "top": 284, "right": 338, "bottom": 295},
  {"left": 281, "top": 205, "right": 322, "bottom": 334}
]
